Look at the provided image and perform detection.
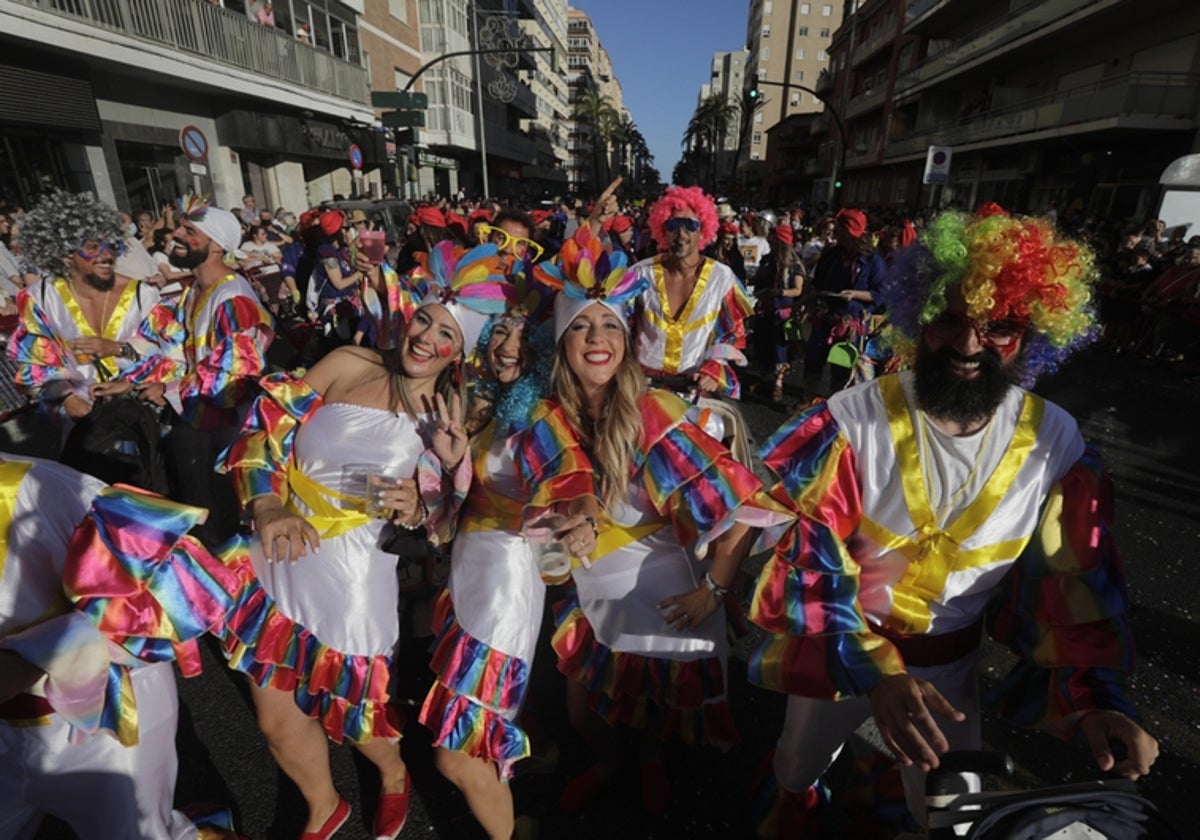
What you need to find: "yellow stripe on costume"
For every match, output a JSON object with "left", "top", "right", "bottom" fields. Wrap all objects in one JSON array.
[
  {"left": 649, "top": 259, "right": 718, "bottom": 373},
  {"left": 871, "top": 377, "right": 1044, "bottom": 635},
  {"left": 0, "top": 460, "right": 34, "bottom": 590}
]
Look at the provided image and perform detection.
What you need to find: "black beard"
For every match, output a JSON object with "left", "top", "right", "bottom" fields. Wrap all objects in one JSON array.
[
  {"left": 913, "top": 342, "right": 1023, "bottom": 426},
  {"left": 172, "top": 242, "right": 207, "bottom": 270},
  {"left": 83, "top": 271, "right": 115, "bottom": 292}
]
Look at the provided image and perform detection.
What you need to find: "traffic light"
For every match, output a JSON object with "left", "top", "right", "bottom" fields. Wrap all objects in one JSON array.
[
  {"left": 747, "top": 82, "right": 761, "bottom": 101},
  {"left": 834, "top": 179, "right": 843, "bottom": 189}
]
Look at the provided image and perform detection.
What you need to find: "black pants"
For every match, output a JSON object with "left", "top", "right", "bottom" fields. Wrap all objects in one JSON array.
[{"left": 162, "top": 424, "right": 241, "bottom": 550}]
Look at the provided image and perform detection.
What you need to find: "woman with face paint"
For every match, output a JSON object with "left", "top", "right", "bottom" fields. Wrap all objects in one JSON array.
[
  {"left": 417, "top": 277, "right": 583, "bottom": 839},
  {"left": 516, "top": 235, "right": 793, "bottom": 817},
  {"left": 217, "top": 243, "right": 508, "bottom": 840}
]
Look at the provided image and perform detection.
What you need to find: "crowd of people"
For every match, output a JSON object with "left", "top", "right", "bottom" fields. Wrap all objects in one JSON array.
[{"left": 0, "top": 180, "right": 1174, "bottom": 839}]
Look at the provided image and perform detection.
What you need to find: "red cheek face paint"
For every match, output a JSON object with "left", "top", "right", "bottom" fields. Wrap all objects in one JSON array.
[
  {"left": 436, "top": 343, "right": 455, "bottom": 359},
  {"left": 995, "top": 342, "right": 1021, "bottom": 361},
  {"left": 186, "top": 236, "right": 201, "bottom": 248}
]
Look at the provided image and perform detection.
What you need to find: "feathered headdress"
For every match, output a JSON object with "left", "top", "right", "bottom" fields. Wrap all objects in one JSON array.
[
  {"left": 536, "top": 227, "right": 648, "bottom": 343},
  {"left": 401, "top": 240, "right": 510, "bottom": 355}
]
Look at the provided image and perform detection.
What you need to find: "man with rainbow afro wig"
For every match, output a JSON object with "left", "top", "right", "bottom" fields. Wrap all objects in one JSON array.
[{"left": 746, "top": 204, "right": 1158, "bottom": 836}]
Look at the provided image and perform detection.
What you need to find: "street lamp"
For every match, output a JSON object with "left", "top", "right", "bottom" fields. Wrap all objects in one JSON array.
[{"left": 753, "top": 78, "right": 849, "bottom": 209}]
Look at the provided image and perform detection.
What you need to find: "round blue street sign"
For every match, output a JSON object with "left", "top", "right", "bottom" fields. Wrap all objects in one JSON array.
[
  {"left": 180, "top": 125, "right": 209, "bottom": 162},
  {"left": 933, "top": 150, "right": 947, "bottom": 165},
  {"left": 349, "top": 144, "right": 364, "bottom": 170}
]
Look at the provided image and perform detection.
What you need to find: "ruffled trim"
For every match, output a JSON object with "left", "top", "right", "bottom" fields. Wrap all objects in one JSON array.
[
  {"left": 217, "top": 538, "right": 402, "bottom": 744},
  {"left": 63, "top": 487, "right": 239, "bottom": 678},
  {"left": 639, "top": 390, "right": 793, "bottom": 558},
  {"left": 519, "top": 399, "right": 597, "bottom": 517},
  {"left": 550, "top": 591, "right": 738, "bottom": 749},
  {"left": 746, "top": 629, "right": 904, "bottom": 701},
  {"left": 420, "top": 681, "right": 530, "bottom": 781},
  {"left": 419, "top": 590, "right": 532, "bottom": 778}
]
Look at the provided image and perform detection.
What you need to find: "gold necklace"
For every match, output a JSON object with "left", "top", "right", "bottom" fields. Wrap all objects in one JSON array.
[{"left": 916, "top": 410, "right": 996, "bottom": 524}]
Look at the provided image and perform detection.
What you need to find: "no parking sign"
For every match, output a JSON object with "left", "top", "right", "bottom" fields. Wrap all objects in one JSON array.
[
  {"left": 349, "top": 144, "right": 364, "bottom": 170},
  {"left": 923, "top": 145, "right": 952, "bottom": 185}
]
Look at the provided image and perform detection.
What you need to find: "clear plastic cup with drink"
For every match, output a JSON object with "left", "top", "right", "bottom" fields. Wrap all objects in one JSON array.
[{"left": 524, "top": 513, "right": 572, "bottom": 585}]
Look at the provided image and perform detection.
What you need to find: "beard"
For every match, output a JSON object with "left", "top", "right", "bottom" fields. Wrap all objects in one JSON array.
[
  {"left": 172, "top": 242, "right": 208, "bottom": 270},
  {"left": 82, "top": 271, "right": 115, "bottom": 291},
  {"left": 913, "top": 341, "right": 1024, "bottom": 426}
]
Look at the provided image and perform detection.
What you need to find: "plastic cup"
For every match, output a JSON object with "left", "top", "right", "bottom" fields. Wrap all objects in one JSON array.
[
  {"left": 525, "top": 514, "right": 572, "bottom": 585},
  {"left": 358, "top": 230, "right": 387, "bottom": 263},
  {"left": 364, "top": 466, "right": 404, "bottom": 519},
  {"left": 340, "top": 463, "right": 374, "bottom": 512}
]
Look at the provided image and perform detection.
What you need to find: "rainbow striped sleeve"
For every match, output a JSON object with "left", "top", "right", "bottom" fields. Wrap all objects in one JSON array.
[
  {"left": 639, "top": 390, "right": 791, "bottom": 556},
  {"left": 8, "top": 288, "right": 77, "bottom": 421},
  {"left": 985, "top": 445, "right": 1137, "bottom": 732},
  {"left": 179, "top": 296, "right": 274, "bottom": 429},
  {"left": 128, "top": 300, "right": 188, "bottom": 385},
  {"left": 699, "top": 282, "right": 754, "bottom": 399},
  {"left": 63, "top": 487, "right": 242, "bottom": 679},
  {"left": 218, "top": 373, "right": 324, "bottom": 508},
  {"left": 516, "top": 399, "right": 597, "bottom": 518},
  {"left": 747, "top": 404, "right": 906, "bottom": 699}
]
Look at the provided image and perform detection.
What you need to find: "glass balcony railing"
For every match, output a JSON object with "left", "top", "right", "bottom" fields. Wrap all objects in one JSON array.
[
  {"left": 885, "top": 72, "right": 1200, "bottom": 158},
  {"left": 13, "top": 0, "right": 369, "bottom": 104}
]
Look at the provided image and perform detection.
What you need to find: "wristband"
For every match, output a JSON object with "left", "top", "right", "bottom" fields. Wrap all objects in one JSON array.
[
  {"left": 703, "top": 572, "right": 729, "bottom": 599},
  {"left": 396, "top": 495, "right": 428, "bottom": 531},
  {"left": 582, "top": 514, "right": 599, "bottom": 537}
]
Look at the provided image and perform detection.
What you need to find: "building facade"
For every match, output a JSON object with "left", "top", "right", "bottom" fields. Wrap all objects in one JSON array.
[
  {"left": 743, "top": 0, "right": 847, "bottom": 191},
  {"left": 812, "top": 0, "right": 1200, "bottom": 219},
  {"left": 0, "top": 0, "right": 383, "bottom": 215}
]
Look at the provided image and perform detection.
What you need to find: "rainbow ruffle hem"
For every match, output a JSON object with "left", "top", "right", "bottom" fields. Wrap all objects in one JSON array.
[
  {"left": 64, "top": 487, "right": 241, "bottom": 678},
  {"left": 551, "top": 591, "right": 738, "bottom": 749},
  {"left": 218, "top": 537, "right": 402, "bottom": 744},
  {"left": 419, "top": 591, "right": 531, "bottom": 780}
]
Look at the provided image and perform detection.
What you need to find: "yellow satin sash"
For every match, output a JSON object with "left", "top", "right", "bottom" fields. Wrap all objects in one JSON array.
[
  {"left": 285, "top": 465, "right": 371, "bottom": 538},
  {"left": 0, "top": 460, "right": 33, "bottom": 596},
  {"left": 865, "top": 377, "right": 1044, "bottom": 634},
  {"left": 647, "top": 258, "right": 719, "bottom": 372}
]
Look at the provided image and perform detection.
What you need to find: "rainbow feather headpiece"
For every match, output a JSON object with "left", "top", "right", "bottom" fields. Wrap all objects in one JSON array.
[
  {"left": 402, "top": 240, "right": 511, "bottom": 354},
  {"left": 879, "top": 203, "right": 1100, "bottom": 384},
  {"left": 538, "top": 228, "right": 648, "bottom": 343},
  {"left": 177, "top": 193, "right": 211, "bottom": 223}
]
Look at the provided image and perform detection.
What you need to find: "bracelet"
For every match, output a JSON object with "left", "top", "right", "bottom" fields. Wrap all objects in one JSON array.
[
  {"left": 582, "top": 514, "right": 599, "bottom": 537},
  {"left": 703, "top": 572, "right": 729, "bottom": 600},
  {"left": 395, "top": 495, "right": 428, "bottom": 531},
  {"left": 442, "top": 457, "right": 461, "bottom": 476}
]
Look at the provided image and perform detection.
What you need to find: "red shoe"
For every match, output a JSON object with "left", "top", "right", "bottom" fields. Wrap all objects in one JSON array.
[
  {"left": 373, "top": 774, "right": 411, "bottom": 840},
  {"left": 298, "top": 796, "right": 350, "bottom": 840}
]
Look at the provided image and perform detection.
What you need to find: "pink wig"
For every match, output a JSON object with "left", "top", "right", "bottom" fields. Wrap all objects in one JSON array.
[{"left": 648, "top": 186, "right": 719, "bottom": 251}]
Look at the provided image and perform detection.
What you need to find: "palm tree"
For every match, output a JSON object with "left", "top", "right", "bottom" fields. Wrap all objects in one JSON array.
[
  {"left": 684, "top": 94, "right": 740, "bottom": 193},
  {"left": 572, "top": 88, "right": 618, "bottom": 193},
  {"left": 733, "top": 87, "right": 765, "bottom": 196}
]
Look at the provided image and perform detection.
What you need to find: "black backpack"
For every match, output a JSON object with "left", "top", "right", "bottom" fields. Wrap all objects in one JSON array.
[
  {"left": 958, "top": 783, "right": 1184, "bottom": 839},
  {"left": 61, "top": 395, "right": 168, "bottom": 494}
]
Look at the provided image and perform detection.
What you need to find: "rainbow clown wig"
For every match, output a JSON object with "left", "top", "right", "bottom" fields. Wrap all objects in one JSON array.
[
  {"left": 879, "top": 203, "right": 1099, "bottom": 384},
  {"left": 536, "top": 226, "right": 649, "bottom": 343},
  {"left": 647, "top": 185, "right": 719, "bottom": 251},
  {"left": 18, "top": 189, "right": 125, "bottom": 273}
]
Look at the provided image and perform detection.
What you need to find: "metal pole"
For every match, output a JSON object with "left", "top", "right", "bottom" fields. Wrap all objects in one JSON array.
[{"left": 471, "top": 2, "right": 490, "bottom": 199}]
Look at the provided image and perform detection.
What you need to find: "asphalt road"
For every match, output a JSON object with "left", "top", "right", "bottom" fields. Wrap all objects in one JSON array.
[{"left": 12, "top": 346, "right": 1198, "bottom": 839}]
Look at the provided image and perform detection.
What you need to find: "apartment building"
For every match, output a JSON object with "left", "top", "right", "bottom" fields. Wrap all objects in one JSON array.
[
  {"left": 818, "top": 0, "right": 1200, "bottom": 219},
  {"left": 565, "top": 8, "right": 627, "bottom": 193},
  {"left": 0, "top": 0, "right": 384, "bottom": 215},
  {"left": 743, "top": 0, "right": 846, "bottom": 190}
]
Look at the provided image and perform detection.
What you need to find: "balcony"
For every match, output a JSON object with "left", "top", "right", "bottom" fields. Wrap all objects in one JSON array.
[
  {"left": 810, "top": 114, "right": 831, "bottom": 136},
  {"left": 904, "top": 0, "right": 970, "bottom": 33},
  {"left": 885, "top": 72, "right": 1200, "bottom": 159},
  {"left": 850, "top": 24, "right": 895, "bottom": 69},
  {"left": 804, "top": 158, "right": 825, "bottom": 175},
  {"left": 845, "top": 85, "right": 889, "bottom": 119},
  {"left": 895, "top": 0, "right": 1118, "bottom": 98},
  {"left": 9, "top": 0, "right": 368, "bottom": 105}
]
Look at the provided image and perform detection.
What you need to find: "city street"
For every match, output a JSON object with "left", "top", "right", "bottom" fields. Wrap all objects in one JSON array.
[{"left": 8, "top": 345, "right": 1197, "bottom": 839}]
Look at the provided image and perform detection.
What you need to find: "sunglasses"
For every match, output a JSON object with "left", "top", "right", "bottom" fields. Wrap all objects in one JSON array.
[
  {"left": 923, "top": 313, "right": 1029, "bottom": 348},
  {"left": 663, "top": 217, "right": 702, "bottom": 235},
  {"left": 478, "top": 224, "right": 544, "bottom": 262},
  {"left": 76, "top": 240, "right": 126, "bottom": 260}
]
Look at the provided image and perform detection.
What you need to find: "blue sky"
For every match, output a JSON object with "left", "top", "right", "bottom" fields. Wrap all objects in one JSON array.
[{"left": 572, "top": 1, "right": 749, "bottom": 181}]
